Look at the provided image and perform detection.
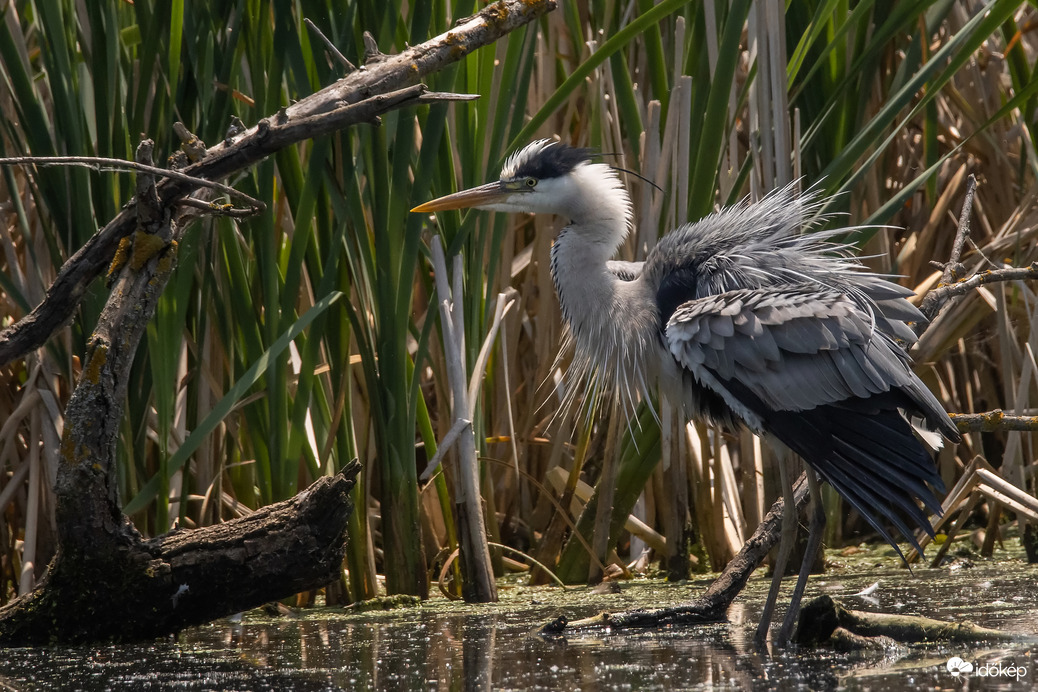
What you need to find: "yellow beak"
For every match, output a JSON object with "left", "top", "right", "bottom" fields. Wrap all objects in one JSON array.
[{"left": 410, "top": 182, "right": 510, "bottom": 213}]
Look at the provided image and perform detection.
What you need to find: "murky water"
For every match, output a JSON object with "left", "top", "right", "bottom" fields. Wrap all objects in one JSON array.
[{"left": 0, "top": 551, "right": 1035, "bottom": 691}]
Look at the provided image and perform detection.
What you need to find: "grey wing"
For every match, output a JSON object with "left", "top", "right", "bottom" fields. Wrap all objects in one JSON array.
[
  {"left": 665, "top": 285, "right": 957, "bottom": 557},
  {"left": 853, "top": 274, "right": 926, "bottom": 344},
  {"left": 665, "top": 287, "right": 921, "bottom": 418}
]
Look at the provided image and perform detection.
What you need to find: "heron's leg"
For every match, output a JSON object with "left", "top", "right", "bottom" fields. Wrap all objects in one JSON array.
[
  {"left": 778, "top": 468, "right": 825, "bottom": 644},
  {"left": 755, "top": 456, "right": 797, "bottom": 645}
]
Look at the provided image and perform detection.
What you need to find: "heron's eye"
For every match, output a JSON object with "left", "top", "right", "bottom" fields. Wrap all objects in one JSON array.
[{"left": 525, "top": 177, "right": 537, "bottom": 188}]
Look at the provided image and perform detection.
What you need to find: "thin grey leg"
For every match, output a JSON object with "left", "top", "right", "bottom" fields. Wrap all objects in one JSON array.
[
  {"left": 778, "top": 468, "right": 825, "bottom": 644},
  {"left": 755, "top": 458, "right": 797, "bottom": 645}
]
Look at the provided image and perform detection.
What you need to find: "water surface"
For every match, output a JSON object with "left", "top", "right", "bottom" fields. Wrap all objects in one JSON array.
[{"left": 1, "top": 550, "right": 1035, "bottom": 690}]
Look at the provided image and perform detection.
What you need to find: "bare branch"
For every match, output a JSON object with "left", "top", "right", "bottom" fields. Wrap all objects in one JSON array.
[
  {"left": 796, "top": 594, "right": 1024, "bottom": 646},
  {"left": 938, "top": 173, "right": 977, "bottom": 284},
  {"left": 917, "top": 175, "right": 1038, "bottom": 322},
  {"left": 0, "top": 155, "right": 266, "bottom": 210},
  {"left": 951, "top": 409, "right": 1038, "bottom": 433},
  {"left": 177, "top": 198, "right": 264, "bottom": 218},
  {"left": 920, "top": 261, "right": 1038, "bottom": 321},
  {"left": 304, "top": 18, "right": 357, "bottom": 72},
  {"left": 134, "top": 140, "right": 162, "bottom": 225},
  {"left": 540, "top": 473, "right": 811, "bottom": 634}
]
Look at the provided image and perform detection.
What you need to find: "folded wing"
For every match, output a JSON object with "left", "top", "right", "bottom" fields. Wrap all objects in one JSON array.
[{"left": 666, "top": 285, "right": 957, "bottom": 556}]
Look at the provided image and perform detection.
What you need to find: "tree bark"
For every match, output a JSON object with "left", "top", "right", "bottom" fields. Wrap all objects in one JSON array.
[
  {"left": 794, "top": 594, "right": 1025, "bottom": 645},
  {"left": 0, "top": 463, "right": 359, "bottom": 645}
]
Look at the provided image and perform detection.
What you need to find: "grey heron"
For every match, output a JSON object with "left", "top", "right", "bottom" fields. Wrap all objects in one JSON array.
[{"left": 412, "top": 139, "right": 960, "bottom": 639}]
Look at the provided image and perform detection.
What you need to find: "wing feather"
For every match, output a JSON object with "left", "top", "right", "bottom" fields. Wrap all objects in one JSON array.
[
  {"left": 640, "top": 186, "right": 957, "bottom": 555},
  {"left": 666, "top": 285, "right": 953, "bottom": 555},
  {"left": 668, "top": 286, "right": 912, "bottom": 413}
]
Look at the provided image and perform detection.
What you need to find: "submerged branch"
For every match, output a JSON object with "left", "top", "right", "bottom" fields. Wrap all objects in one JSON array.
[
  {"left": 540, "top": 473, "right": 811, "bottom": 634},
  {"left": 795, "top": 595, "right": 1026, "bottom": 646}
]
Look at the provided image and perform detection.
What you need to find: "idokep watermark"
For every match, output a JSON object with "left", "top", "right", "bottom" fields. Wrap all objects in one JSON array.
[{"left": 946, "top": 656, "right": 1029, "bottom": 681}]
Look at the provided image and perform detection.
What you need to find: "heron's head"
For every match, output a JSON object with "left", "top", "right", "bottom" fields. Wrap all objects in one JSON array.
[{"left": 411, "top": 139, "right": 631, "bottom": 227}]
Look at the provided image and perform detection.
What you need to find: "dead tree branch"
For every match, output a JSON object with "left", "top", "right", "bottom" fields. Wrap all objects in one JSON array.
[
  {"left": 795, "top": 594, "right": 1025, "bottom": 645},
  {"left": 921, "top": 262, "right": 1038, "bottom": 322},
  {"left": 919, "top": 174, "right": 1038, "bottom": 321},
  {"left": 0, "top": 155, "right": 266, "bottom": 210},
  {"left": 951, "top": 409, "right": 1038, "bottom": 433},
  {"left": 0, "top": 140, "right": 361, "bottom": 645},
  {"left": 936, "top": 173, "right": 977, "bottom": 284},
  {"left": 540, "top": 473, "right": 811, "bottom": 634}
]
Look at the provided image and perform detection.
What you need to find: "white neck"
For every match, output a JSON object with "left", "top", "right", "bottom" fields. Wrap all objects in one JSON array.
[
  {"left": 547, "top": 168, "right": 660, "bottom": 408},
  {"left": 547, "top": 164, "right": 632, "bottom": 330},
  {"left": 557, "top": 163, "right": 632, "bottom": 253},
  {"left": 551, "top": 226, "right": 613, "bottom": 331}
]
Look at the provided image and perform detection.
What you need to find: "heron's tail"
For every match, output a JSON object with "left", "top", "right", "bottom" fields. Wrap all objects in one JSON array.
[{"left": 768, "top": 402, "right": 944, "bottom": 561}]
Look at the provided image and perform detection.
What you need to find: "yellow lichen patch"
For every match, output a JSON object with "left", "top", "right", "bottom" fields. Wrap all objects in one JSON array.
[
  {"left": 59, "top": 434, "right": 77, "bottom": 464},
  {"left": 59, "top": 436, "right": 89, "bottom": 466},
  {"left": 107, "top": 236, "right": 133, "bottom": 281},
  {"left": 83, "top": 344, "right": 108, "bottom": 384},
  {"left": 130, "top": 231, "right": 168, "bottom": 271},
  {"left": 155, "top": 240, "right": 178, "bottom": 275},
  {"left": 483, "top": 2, "right": 510, "bottom": 27}
]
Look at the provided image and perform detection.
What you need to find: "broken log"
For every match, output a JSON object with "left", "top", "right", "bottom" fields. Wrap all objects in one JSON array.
[{"left": 794, "top": 594, "right": 1025, "bottom": 646}]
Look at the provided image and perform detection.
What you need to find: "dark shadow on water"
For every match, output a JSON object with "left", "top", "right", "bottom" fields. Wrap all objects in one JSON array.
[{"left": 0, "top": 558, "right": 1036, "bottom": 690}]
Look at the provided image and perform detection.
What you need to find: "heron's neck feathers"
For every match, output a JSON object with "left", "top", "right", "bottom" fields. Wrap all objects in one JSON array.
[
  {"left": 548, "top": 162, "right": 633, "bottom": 333},
  {"left": 548, "top": 165, "right": 655, "bottom": 414},
  {"left": 562, "top": 163, "right": 633, "bottom": 257}
]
